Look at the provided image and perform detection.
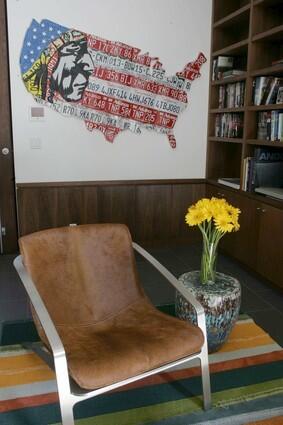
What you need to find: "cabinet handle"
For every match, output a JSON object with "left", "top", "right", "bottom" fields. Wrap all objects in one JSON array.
[
  {"left": 256, "top": 207, "right": 266, "bottom": 213},
  {"left": 217, "top": 192, "right": 225, "bottom": 197}
]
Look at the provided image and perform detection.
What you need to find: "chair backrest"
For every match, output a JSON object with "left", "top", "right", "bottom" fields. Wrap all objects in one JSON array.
[{"left": 19, "top": 224, "right": 145, "bottom": 327}]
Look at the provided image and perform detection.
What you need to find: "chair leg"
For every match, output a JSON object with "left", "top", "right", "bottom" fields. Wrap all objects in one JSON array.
[
  {"left": 200, "top": 349, "right": 211, "bottom": 410},
  {"left": 59, "top": 399, "right": 75, "bottom": 425}
]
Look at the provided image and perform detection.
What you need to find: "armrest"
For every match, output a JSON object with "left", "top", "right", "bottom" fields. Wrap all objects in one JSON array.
[
  {"left": 13, "top": 255, "right": 66, "bottom": 360},
  {"left": 132, "top": 243, "right": 206, "bottom": 331}
]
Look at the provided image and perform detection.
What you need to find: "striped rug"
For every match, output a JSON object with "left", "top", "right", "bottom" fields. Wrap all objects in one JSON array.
[
  {"left": 246, "top": 417, "right": 283, "bottom": 425},
  {"left": 0, "top": 315, "right": 283, "bottom": 425}
]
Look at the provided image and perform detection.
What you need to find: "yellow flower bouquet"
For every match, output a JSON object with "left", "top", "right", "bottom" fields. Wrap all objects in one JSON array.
[{"left": 185, "top": 197, "right": 241, "bottom": 284}]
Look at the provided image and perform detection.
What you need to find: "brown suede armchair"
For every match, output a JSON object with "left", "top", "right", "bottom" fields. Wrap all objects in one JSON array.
[{"left": 14, "top": 223, "right": 211, "bottom": 425}]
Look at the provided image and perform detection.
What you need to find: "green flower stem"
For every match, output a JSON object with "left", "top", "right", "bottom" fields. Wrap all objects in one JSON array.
[{"left": 199, "top": 224, "right": 226, "bottom": 284}]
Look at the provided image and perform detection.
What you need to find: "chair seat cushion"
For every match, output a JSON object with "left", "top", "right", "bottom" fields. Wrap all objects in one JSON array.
[{"left": 59, "top": 298, "right": 204, "bottom": 389}]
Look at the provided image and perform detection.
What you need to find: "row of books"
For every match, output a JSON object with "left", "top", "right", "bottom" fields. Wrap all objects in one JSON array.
[
  {"left": 215, "top": 113, "right": 244, "bottom": 138},
  {"left": 252, "top": 76, "right": 283, "bottom": 106},
  {"left": 218, "top": 82, "right": 245, "bottom": 108},
  {"left": 257, "top": 111, "right": 283, "bottom": 142},
  {"left": 217, "top": 148, "right": 283, "bottom": 196},
  {"left": 212, "top": 55, "right": 246, "bottom": 81},
  {"left": 242, "top": 148, "right": 283, "bottom": 192}
]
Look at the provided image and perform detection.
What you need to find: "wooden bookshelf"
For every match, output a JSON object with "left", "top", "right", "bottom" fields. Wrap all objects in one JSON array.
[
  {"left": 207, "top": 0, "right": 283, "bottom": 192},
  {"left": 206, "top": 0, "right": 283, "bottom": 289}
]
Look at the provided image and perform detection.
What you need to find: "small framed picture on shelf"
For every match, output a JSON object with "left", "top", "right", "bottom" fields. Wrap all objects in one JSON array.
[{"left": 276, "top": 86, "right": 283, "bottom": 104}]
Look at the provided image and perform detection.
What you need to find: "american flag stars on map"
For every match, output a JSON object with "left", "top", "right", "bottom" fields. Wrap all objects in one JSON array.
[{"left": 20, "top": 19, "right": 68, "bottom": 73}]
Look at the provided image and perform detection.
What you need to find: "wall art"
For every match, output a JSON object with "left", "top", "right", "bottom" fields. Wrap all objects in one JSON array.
[{"left": 20, "top": 19, "right": 206, "bottom": 148}]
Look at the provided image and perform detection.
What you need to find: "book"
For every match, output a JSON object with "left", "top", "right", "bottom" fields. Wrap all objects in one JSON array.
[
  {"left": 278, "top": 113, "right": 283, "bottom": 142},
  {"left": 254, "top": 146, "right": 283, "bottom": 162},
  {"left": 256, "top": 111, "right": 283, "bottom": 141},
  {"left": 212, "top": 58, "right": 217, "bottom": 81},
  {"left": 276, "top": 86, "right": 283, "bottom": 104},
  {"left": 252, "top": 76, "right": 273, "bottom": 105},
  {"left": 212, "top": 56, "right": 235, "bottom": 81},
  {"left": 217, "top": 177, "right": 240, "bottom": 189},
  {"left": 215, "top": 113, "right": 244, "bottom": 138},
  {"left": 257, "top": 111, "right": 271, "bottom": 140},
  {"left": 271, "top": 111, "right": 279, "bottom": 142},
  {"left": 241, "top": 157, "right": 249, "bottom": 191},
  {"left": 217, "top": 56, "right": 234, "bottom": 69},
  {"left": 244, "top": 148, "right": 283, "bottom": 192},
  {"left": 253, "top": 161, "right": 283, "bottom": 188},
  {"left": 218, "top": 82, "right": 245, "bottom": 108},
  {"left": 222, "top": 69, "right": 245, "bottom": 78},
  {"left": 265, "top": 78, "right": 281, "bottom": 104}
]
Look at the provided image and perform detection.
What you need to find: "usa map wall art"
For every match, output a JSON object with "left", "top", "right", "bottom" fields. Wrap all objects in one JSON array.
[{"left": 20, "top": 19, "right": 206, "bottom": 148}]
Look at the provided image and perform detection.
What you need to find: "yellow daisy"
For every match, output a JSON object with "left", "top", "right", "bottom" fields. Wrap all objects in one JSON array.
[
  {"left": 185, "top": 207, "right": 207, "bottom": 226},
  {"left": 214, "top": 214, "right": 234, "bottom": 233}
]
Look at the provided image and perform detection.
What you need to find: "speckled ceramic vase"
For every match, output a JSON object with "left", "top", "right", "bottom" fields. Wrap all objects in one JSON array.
[{"left": 175, "top": 271, "right": 241, "bottom": 353}]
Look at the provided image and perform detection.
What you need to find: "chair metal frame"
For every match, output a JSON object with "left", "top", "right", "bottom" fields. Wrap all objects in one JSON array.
[{"left": 14, "top": 242, "right": 211, "bottom": 425}]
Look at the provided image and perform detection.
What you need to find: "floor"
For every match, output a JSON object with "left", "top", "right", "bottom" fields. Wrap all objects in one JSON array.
[{"left": 0, "top": 243, "right": 283, "bottom": 346}]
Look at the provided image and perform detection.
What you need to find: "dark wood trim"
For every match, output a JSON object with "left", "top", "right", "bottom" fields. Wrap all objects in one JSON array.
[
  {"left": 0, "top": 0, "right": 18, "bottom": 253},
  {"left": 16, "top": 178, "right": 206, "bottom": 188}
]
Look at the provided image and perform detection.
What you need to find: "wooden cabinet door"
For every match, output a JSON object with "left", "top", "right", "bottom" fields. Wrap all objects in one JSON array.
[
  {"left": 257, "top": 204, "right": 283, "bottom": 289},
  {"left": 206, "top": 185, "right": 258, "bottom": 268}
]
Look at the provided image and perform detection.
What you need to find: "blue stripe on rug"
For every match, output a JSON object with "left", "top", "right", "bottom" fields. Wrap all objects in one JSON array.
[{"left": 1, "top": 360, "right": 283, "bottom": 425}]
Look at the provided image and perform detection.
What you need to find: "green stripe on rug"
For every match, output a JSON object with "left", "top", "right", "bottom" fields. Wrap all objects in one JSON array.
[{"left": 51, "top": 378, "right": 283, "bottom": 425}]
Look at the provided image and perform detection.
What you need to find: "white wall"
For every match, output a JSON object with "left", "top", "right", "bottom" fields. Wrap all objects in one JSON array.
[{"left": 7, "top": 0, "right": 211, "bottom": 183}]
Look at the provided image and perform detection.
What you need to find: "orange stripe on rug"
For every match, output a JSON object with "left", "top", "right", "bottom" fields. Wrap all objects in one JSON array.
[
  {"left": 0, "top": 321, "right": 274, "bottom": 389},
  {"left": 0, "top": 353, "right": 54, "bottom": 388},
  {"left": 2, "top": 350, "right": 283, "bottom": 413},
  {"left": 220, "top": 322, "right": 275, "bottom": 352},
  {"left": 245, "top": 416, "right": 283, "bottom": 425}
]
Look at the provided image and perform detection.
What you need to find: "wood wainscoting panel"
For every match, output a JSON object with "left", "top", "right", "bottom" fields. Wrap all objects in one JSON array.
[
  {"left": 17, "top": 180, "right": 205, "bottom": 245},
  {"left": 17, "top": 185, "right": 98, "bottom": 236},
  {"left": 97, "top": 185, "right": 136, "bottom": 236},
  {"left": 135, "top": 184, "right": 172, "bottom": 243},
  {"left": 17, "top": 187, "right": 58, "bottom": 236},
  {"left": 171, "top": 183, "right": 206, "bottom": 242}
]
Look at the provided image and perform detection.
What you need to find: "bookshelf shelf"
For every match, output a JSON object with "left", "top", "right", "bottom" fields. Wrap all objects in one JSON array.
[
  {"left": 252, "top": 24, "right": 283, "bottom": 42},
  {"left": 211, "top": 73, "right": 247, "bottom": 85},
  {"left": 251, "top": 64, "right": 283, "bottom": 77},
  {"left": 213, "top": 0, "right": 251, "bottom": 23},
  {"left": 212, "top": 39, "right": 249, "bottom": 57},
  {"left": 246, "top": 139, "right": 283, "bottom": 147},
  {"left": 213, "top": 4, "right": 250, "bottom": 28},
  {"left": 254, "top": 0, "right": 283, "bottom": 6},
  {"left": 208, "top": 137, "right": 244, "bottom": 144},
  {"left": 248, "top": 104, "right": 283, "bottom": 111},
  {"left": 210, "top": 107, "right": 245, "bottom": 113}
]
